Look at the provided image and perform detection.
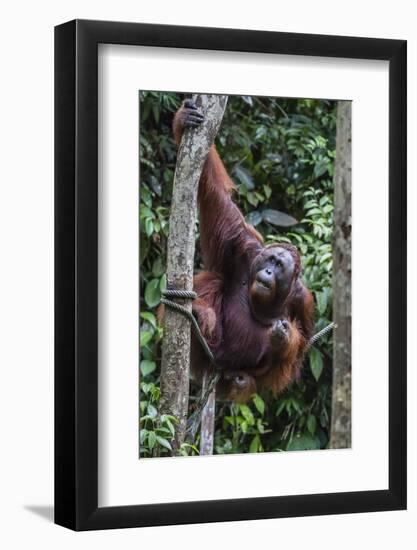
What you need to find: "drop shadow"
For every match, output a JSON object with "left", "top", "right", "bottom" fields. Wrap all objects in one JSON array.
[{"left": 24, "top": 505, "right": 54, "bottom": 523}]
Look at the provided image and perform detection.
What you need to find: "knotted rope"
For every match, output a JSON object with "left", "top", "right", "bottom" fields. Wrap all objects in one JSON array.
[
  {"left": 162, "top": 289, "right": 335, "bottom": 360},
  {"left": 161, "top": 289, "right": 221, "bottom": 440},
  {"left": 161, "top": 289, "right": 216, "bottom": 365},
  {"left": 308, "top": 321, "right": 337, "bottom": 348},
  {"left": 161, "top": 289, "right": 335, "bottom": 440}
]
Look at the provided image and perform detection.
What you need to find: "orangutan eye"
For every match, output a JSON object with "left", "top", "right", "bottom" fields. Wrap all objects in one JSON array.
[{"left": 276, "top": 259, "right": 283, "bottom": 268}]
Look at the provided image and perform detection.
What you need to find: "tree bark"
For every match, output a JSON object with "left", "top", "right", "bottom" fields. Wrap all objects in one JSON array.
[
  {"left": 199, "top": 374, "right": 216, "bottom": 455},
  {"left": 330, "top": 101, "right": 352, "bottom": 449},
  {"left": 159, "top": 94, "right": 228, "bottom": 455}
]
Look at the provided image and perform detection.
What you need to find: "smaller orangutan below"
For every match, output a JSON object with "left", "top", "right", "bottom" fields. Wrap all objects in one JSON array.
[{"left": 170, "top": 99, "right": 315, "bottom": 403}]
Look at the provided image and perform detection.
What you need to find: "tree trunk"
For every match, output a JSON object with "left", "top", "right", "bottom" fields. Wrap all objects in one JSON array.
[
  {"left": 199, "top": 374, "right": 216, "bottom": 455},
  {"left": 330, "top": 101, "right": 352, "bottom": 449},
  {"left": 159, "top": 94, "right": 228, "bottom": 455}
]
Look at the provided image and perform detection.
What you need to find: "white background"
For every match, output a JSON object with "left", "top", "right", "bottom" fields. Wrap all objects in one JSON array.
[
  {"left": 0, "top": 1, "right": 415, "bottom": 548},
  {"left": 99, "top": 46, "right": 389, "bottom": 506}
]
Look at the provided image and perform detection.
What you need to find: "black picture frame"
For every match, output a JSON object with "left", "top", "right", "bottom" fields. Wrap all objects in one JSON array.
[{"left": 55, "top": 19, "right": 407, "bottom": 531}]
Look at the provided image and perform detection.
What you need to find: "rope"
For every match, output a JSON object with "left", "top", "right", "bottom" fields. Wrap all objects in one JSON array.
[
  {"left": 161, "top": 288, "right": 221, "bottom": 441},
  {"left": 308, "top": 321, "right": 337, "bottom": 348},
  {"left": 163, "top": 289, "right": 197, "bottom": 300},
  {"left": 161, "top": 288, "right": 336, "bottom": 440},
  {"left": 161, "top": 290, "right": 216, "bottom": 365},
  {"left": 162, "top": 288, "right": 336, "bottom": 360}
]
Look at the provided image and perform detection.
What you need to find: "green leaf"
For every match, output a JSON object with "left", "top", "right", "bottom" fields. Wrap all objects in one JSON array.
[
  {"left": 140, "top": 204, "right": 154, "bottom": 220},
  {"left": 266, "top": 153, "right": 282, "bottom": 163},
  {"left": 315, "top": 290, "right": 327, "bottom": 315},
  {"left": 263, "top": 185, "right": 272, "bottom": 199},
  {"left": 139, "top": 429, "right": 148, "bottom": 445},
  {"left": 319, "top": 252, "right": 332, "bottom": 264},
  {"left": 255, "top": 126, "right": 267, "bottom": 140},
  {"left": 314, "top": 160, "right": 328, "bottom": 178},
  {"left": 140, "top": 311, "right": 157, "bottom": 329},
  {"left": 156, "top": 435, "right": 172, "bottom": 451},
  {"left": 144, "top": 278, "right": 161, "bottom": 308},
  {"left": 140, "top": 330, "right": 152, "bottom": 348},
  {"left": 153, "top": 220, "right": 161, "bottom": 233},
  {"left": 148, "top": 431, "right": 156, "bottom": 450},
  {"left": 306, "top": 207, "right": 322, "bottom": 217},
  {"left": 238, "top": 183, "right": 248, "bottom": 197},
  {"left": 140, "top": 360, "right": 156, "bottom": 377},
  {"left": 249, "top": 435, "right": 261, "bottom": 453},
  {"left": 252, "top": 394, "right": 265, "bottom": 415},
  {"left": 286, "top": 433, "right": 320, "bottom": 451},
  {"left": 148, "top": 175, "right": 162, "bottom": 197},
  {"left": 147, "top": 403, "right": 158, "bottom": 419},
  {"left": 309, "top": 347, "right": 324, "bottom": 381},
  {"left": 145, "top": 218, "right": 154, "bottom": 237},
  {"left": 152, "top": 258, "right": 165, "bottom": 277},
  {"left": 141, "top": 98, "right": 152, "bottom": 122},
  {"left": 150, "top": 385, "right": 160, "bottom": 401},
  {"left": 141, "top": 382, "right": 152, "bottom": 395},
  {"left": 246, "top": 192, "right": 259, "bottom": 207},
  {"left": 257, "top": 419, "right": 265, "bottom": 433},
  {"left": 140, "top": 185, "right": 153, "bottom": 207},
  {"left": 307, "top": 414, "right": 317, "bottom": 435},
  {"left": 239, "top": 404, "right": 255, "bottom": 425},
  {"left": 304, "top": 199, "right": 317, "bottom": 209},
  {"left": 156, "top": 427, "right": 172, "bottom": 436},
  {"left": 245, "top": 211, "right": 262, "bottom": 227},
  {"left": 180, "top": 442, "right": 200, "bottom": 455},
  {"left": 276, "top": 400, "right": 286, "bottom": 417},
  {"left": 160, "top": 414, "right": 179, "bottom": 424},
  {"left": 262, "top": 209, "right": 298, "bottom": 227},
  {"left": 159, "top": 274, "right": 167, "bottom": 292},
  {"left": 234, "top": 165, "right": 255, "bottom": 190},
  {"left": 152, "top": 104, "right": 160, "bottom": 124},
  {"left": 224, "top": 416, "right": 235, "bottom": 426},
  {"left": 288, "top": 398, "right": 302, "bottom": 415},
  {"left": 165, "top": 419, "right": 175, "bottom": 436}
]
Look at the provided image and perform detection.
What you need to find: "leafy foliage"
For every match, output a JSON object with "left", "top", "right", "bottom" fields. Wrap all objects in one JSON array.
[
  {"left": 139, "top": 91, "right": 336, "bottom": 457},
  {"left": 140, "top": 380, "right": 199, "bottom": 457}
]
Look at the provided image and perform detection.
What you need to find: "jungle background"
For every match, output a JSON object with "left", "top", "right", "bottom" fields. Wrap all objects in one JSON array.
[{"left": 139, "top": 92, "right": 337, "bottom": 457}]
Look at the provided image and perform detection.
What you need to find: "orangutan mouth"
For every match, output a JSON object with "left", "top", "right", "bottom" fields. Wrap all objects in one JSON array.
[{"left": 256, "top": 278, "right": 272, "bottom": 290}]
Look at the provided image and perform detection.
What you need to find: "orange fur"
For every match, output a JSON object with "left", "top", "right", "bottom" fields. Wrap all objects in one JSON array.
[{"left": 172, "top": 100, "right": 314, "bottom": 402}]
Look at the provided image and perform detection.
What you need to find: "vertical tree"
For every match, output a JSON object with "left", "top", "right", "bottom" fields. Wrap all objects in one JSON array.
[
  {"left": 159, "top": 94, "right": 228, "bottom": 455},
  {"left": 199, "top": 374, "right": 216, "bottom": 455},
  {"left": 330, "top": 101, "right": 352, "bottom": 449}
]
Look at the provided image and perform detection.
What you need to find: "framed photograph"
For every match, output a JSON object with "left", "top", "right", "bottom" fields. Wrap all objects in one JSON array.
[{"left": 55, "top": 19, "right": 406, "bottom": 531}]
